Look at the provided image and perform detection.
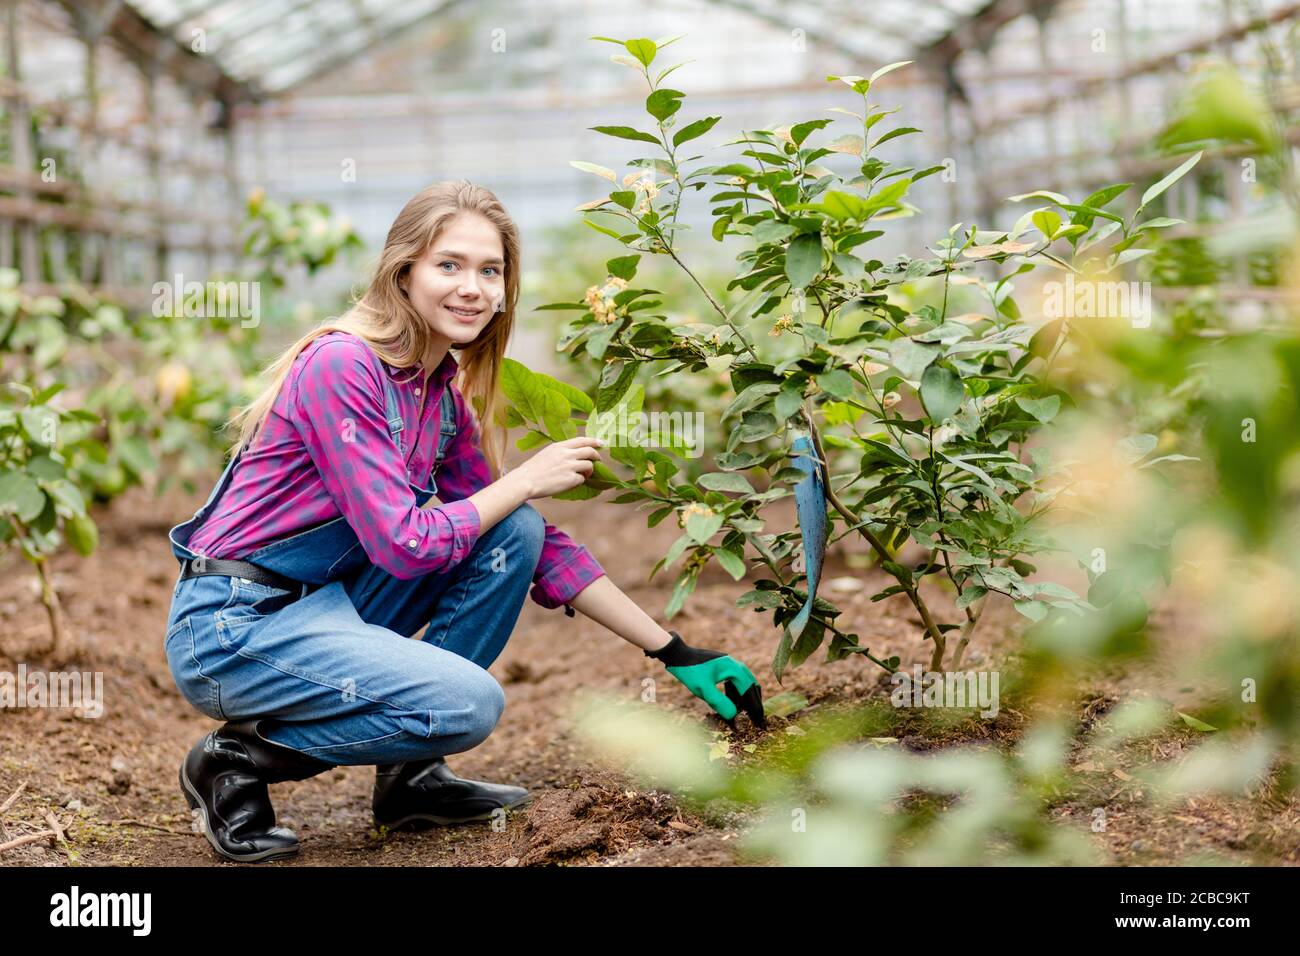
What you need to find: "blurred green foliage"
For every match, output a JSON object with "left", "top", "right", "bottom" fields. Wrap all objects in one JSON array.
[{"left": 564, "top": 48, "right": 1298, "bottom": 866}]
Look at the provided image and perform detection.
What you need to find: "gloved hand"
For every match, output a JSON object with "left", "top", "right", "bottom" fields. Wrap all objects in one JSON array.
[{"left": 644, "top": 631, "right": 767, "bottom": 728}]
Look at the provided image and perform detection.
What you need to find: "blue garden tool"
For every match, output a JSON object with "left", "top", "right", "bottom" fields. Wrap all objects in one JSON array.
[{"left": 788, "top": 433, "right": 828, "bottom": 640}]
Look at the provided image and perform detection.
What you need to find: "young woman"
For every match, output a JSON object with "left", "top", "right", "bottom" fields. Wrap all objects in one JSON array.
[{"left": 164, "top": 180, "right": 764, "bottom": 864}]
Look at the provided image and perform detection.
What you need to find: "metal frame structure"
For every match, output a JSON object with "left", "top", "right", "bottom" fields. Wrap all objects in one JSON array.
[{"left": 1, "top": 0, "right": 1297, "bottom": 303}]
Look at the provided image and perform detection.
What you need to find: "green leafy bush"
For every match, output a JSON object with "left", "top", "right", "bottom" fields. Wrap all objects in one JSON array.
[{"left": 508, "top": 35, "right": 1197, "bottom": 681}]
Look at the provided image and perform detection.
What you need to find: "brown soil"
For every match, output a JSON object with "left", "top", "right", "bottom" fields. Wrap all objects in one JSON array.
[{"left": 0, "top": 485, "right": 1295, "bottom": 867}]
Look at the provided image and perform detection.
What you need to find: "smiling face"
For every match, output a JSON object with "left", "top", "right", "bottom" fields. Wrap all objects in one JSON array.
[{"left": 401, "top": 211, "right": 506, "bottom": 357}]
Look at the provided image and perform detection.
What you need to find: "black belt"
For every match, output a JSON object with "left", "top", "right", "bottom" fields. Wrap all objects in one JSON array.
[{"left": 178, "top": 557, "right": 303, "bottom": 594}]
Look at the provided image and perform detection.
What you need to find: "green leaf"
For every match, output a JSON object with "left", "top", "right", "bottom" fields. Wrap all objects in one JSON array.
[
  {"left": 1087, "top": 570, "right": 1125, "bottom": 607},
  {"left": 116, "top": 437, "right": 156, "bottom": 479},
  {"left": 1032, "top": 209, "right": 1062, "bottom": 239},
  {"left": 832, "top": 252, "right": 866, "bottom": 280},
  {"left": 888, "top": 338, "right": 941, "bottom": 380},
  {"left": 762, "top": 691, "right": 809, "bottom": 718},
  {"left": 553, "top": 482, "right": 601, "bottom": 501},
  {"left": 1134, "top": 217, "right": 1184, "bottom": 231},
  {"left": 775, "top": 383, "right": 806, "bottom": 423},
  {"left": 815, "top": 369, "right": 855, "bottom": 401},
  {"left": 686, "top": 510, "right": 724, "bottom": 544},
  {"left": 919, "top": 365, "right": 963, "bottom": 423},
  {"left": 590, "top": 125, "right": 662, "bottom": 145},
  {"left": 788, "top": 618, "right": 826, "bottom": 669},
  {"left": 734, "top": 411, "right": 778, "bottom": 443},
  {"left": 1014, "top": 601, "right": 1049, "bottom": 622},
  {"left": 722, "top": 382, "right": 780, "bottom": 422},
  {"left": 738, "top": 588, "right": 782, "bottom": 609},
  {"left": 585, "top": 321, "right": 618, "bottom": 359},
  {"left": 625, "top": 37, "right": 657, "bottom": 67},
  {"left": 32, "top": 382, "right": 66, "bottom": 403},
  {"left": 698, "top": 472, "right": 755, "bottom": 494},
  {"left": 0, "top": 470, "right": 45, "bottom": 522},
  {"left": 790, "top": 118, "right": 833, "bottom": 146},
  {"left": 773, "top": 628, "right": 793, "bottom": 682},
  {"left": 1079, "top": 183, "right": 1132, "bottom": 210},
  {"left": 19, "top": 406, "right": 56, "bottom": 445},
  {"left": 871, "top": 126, "right": 921, "bottom": 149},
  {"left": 752, "top": 220, "right": 796, "bottom": 244},
  {"left": 597, "top": 361, "right": 637, "bottom": 412},
  {"left": 501, "top": 358, "right": 573, "bottom": 432},
  {"left": 606, "top": 254, "right": 641, "bottom": 280},
  {"left": 868, "top": 60, "right": 913, "bottom": 84},
  {"left": 535, "top": 301, "right": 590, "bottom": 311},
  {"left": 1007, "top": 189, "right": 1070, "bottom": 205},
  {"left": 1028, "top": 319, "right": 1064, "bottom": 359},
  {"left": 784, "top": 234, "right": 823, "bottom": 289},
  {"left": 539, "top": 374, "right": 595, "bottom": 414},
  {"left": 1015, "top": 395, "right": 1061, "bottom": 422},
  {"left": 944, "top": 455, "right": 997, "bottom": 490},
  {"left": 25, "top": 454, "right": 65, "bottom": 481},
  {"left": 570, "top": 161, "right": 617, "bottom": 182},
  {"left": 858, "top": 178, "right": 910, "bottom": 215},
  {"left": 673, "top": 115, "right": 721, "bottom": 147},
  {"left": 1177, "top": 711, "right": 1218, "bottom": 733},
  {"left": 664, "top": 567, "right": 699, "bottom": 619},
  {"left": 882, "top": 560, "right": 913, "bottom": 586},
  {"left": 1139, "top": 150, "right": 1202, "bottom": 210},
  {"left": 1115, "top": 433, "right": 1159, "bottom": 465},
  {"left": 813, "top": 190, "right": 870, "bottom": 221},
  {"left": 713, "top": 548, "right": 747, "bottom": 580},
  {"left": 645, "top": 88, "right": 685, "bottom": 121},
  {"left": 46, "top": 479, "right": 86, "bottom": 517},
  {"left": 517, "top": 430, "right": 549, "bottom": 451}
]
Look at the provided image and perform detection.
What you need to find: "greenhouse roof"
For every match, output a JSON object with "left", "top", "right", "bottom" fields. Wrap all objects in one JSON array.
[{"left": 121, "top": 0, "right": 1005, "bottom": 99}]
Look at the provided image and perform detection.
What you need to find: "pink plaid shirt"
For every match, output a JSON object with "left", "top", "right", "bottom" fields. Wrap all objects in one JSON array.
[{"left": 187, "top": 330, "right": 605, "bottom": 611}]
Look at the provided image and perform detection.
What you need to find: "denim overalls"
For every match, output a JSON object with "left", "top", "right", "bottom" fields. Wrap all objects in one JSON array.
[{"left": 164, "top": 363, "right": 547, "bottom": 766}]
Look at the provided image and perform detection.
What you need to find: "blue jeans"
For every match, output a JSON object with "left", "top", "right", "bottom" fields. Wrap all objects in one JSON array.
[{"left": 164, "top": 504, "right": 546, "bottom": 766}]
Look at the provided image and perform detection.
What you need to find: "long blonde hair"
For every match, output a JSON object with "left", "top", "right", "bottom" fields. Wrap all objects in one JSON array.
[{"left": 227, "top": 180, "right": 519, "bottom": 479}]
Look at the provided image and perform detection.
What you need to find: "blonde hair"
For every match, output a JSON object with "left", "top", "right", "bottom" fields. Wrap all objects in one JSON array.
[{"left": 226, "top": 180, "right": 519, "bottom": 479}]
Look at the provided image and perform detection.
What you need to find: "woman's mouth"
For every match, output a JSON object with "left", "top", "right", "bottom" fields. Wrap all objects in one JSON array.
[{"left": 444, "top": 305, "right": 482, "bottom": 322}]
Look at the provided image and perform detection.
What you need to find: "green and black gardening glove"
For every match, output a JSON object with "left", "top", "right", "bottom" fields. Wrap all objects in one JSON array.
[{"left": 645, "top": 631, "right": 767, "bottom": 728}]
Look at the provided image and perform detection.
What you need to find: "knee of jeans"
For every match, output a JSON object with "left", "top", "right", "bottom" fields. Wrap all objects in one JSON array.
[
  {"left": 462, "top": 673, "right": 506, "bottom": 747},
  {"left": 395, "top": 672, "right": 504, "bottom": 750},
  {"left": 487, "top": 502, "right": 545, "bottom": 570}
]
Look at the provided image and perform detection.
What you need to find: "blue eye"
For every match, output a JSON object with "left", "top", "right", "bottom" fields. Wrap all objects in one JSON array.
[{"left": 440, "top": 261, "right": 498, "bottom": 276}]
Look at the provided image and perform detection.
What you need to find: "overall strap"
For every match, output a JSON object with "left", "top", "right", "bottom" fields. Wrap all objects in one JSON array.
[
  {"left": 432, "top": 385, "right": 458, "bottom": 469},
  {"left": 170, "top": 443, "right": 244, "bottom": 560},
  {"left": 381, "top": 368, "right": 405, "bottom": 445},
  {"left": 424, "top": 385, "right": 458, "bottom": 495},
  {"left": 192, "top": 444, "right": 243, "bottom": 523}
]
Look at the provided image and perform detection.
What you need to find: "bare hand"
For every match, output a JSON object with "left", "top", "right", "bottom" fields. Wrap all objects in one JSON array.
[{"left": 513, "top": 436, "right": 605, "bottom": 499}]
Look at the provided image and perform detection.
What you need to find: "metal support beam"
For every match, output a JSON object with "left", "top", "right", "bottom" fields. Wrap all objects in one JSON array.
[
  {"left": 52, "top": 0, "right": 257, "bottom": 105},
  {"left": 5, "top": 0, "right": 40, "bottom": 282}
]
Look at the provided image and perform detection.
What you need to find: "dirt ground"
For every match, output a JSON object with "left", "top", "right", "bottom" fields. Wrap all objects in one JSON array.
[{"left": 1, "top": 483, "right": 1296, "bottom": 867}]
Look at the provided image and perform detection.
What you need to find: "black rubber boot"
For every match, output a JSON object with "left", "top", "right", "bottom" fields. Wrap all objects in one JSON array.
[
  {"left": 372, "top": 756, "right": 531, "bottom": 831},
  {"left": 180, "top": 718, "right": 335, "bottom": 863}
]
